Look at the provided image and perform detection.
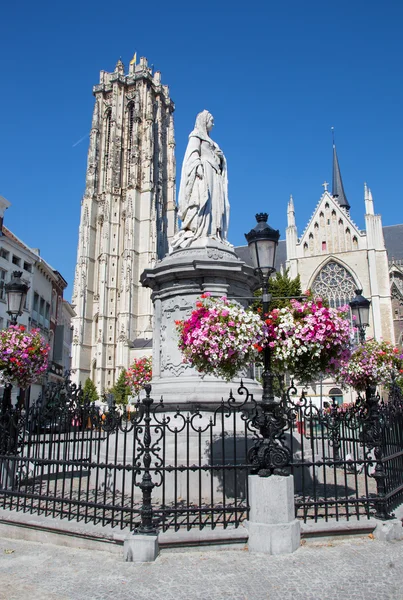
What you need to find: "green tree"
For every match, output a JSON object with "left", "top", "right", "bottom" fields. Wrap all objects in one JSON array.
[
  {"left": 110, "top": 369, "right": 130, "bottom": 406},
  {"left": 252, "top": 269, "right": 303, "bottom": 313},
  {"left": 82, "top": 378, "right": 99, "bottom": 404}
]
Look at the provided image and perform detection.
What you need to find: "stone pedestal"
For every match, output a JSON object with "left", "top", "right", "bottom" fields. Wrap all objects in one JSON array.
[
  {"left": 246, "top": 475, "right": 301, "bottom": 555},
  {"left": 373, "top": 519, "right": 403, "bottom": 542},
  {"left": 124, "top": 533, "right": 159, "bottom": 562},
  {"left": 140, "top": 238, "right": 262, "bottom": 403}
]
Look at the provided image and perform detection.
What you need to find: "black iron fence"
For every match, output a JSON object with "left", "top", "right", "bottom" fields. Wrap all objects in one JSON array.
[{"left": 0, "top": 377, "right": 403, "bottom": 532}]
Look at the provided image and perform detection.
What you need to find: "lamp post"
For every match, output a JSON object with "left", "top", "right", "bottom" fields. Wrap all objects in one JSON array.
[
  {"left": 2, "top": 271, "right": 30, "bottom": 412},
  {"left": 348, "top": 291, "right": 390, "bottom": 519},
  {"left": 5, "top": 271, "right": 29, "bottom": 326},
  {"left": 245, "top": 213, "right": 280, "bottom": 404},
  {"left": 245, "top": 213, "right": 291, "bottom": 477},
  {"left": 349, "top": 289, "right": 371, "bottom": 345}
]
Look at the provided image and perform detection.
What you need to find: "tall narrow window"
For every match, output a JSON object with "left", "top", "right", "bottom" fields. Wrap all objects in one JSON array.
[
  {"left": 127, "top": 102, "right": 135, "bottom": 184},
  {"left": 103, "top": 109, "right": 112, "bottom": 189},
  {"left": 0, "top": 268, "right": 6, "bottom": 301}
]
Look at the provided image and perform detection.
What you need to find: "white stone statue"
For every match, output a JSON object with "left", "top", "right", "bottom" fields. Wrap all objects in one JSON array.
[{"left": 171, "top": 110, "right": 230, "bottom": 250}]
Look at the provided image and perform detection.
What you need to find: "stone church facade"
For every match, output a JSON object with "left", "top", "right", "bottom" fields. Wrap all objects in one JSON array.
[
  {"left": 71, "top": 56, "right": 176, "bottom": 392},
  {"left": 285, "top": 146, "right": 394, "bottom": 344}
]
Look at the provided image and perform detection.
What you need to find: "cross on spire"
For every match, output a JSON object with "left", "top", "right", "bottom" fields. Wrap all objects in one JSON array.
[{"left": 322, "top": 181, "right": 329, "bottom": 192}]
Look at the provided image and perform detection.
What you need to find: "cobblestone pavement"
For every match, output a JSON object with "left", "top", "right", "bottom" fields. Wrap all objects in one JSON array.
[{"left": 0, "top": 536, "right": 402, "bottom": 600}]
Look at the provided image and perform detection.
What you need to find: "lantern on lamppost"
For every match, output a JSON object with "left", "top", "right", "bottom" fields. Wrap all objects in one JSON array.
[
  {"left": 5, "top": 271, "right": 29, "bottom": 326},
  {"left": 3, "top": 271, "right": 30, "bottom": 411},
  {"left": 349, "top": 289, "right": 371, "bottom": 345},
  {"left": 245, "top": 213, "right": 280, "bottom": 404}
]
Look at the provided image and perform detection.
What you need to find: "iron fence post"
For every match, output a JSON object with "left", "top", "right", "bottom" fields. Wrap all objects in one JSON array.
[
  {"left": 136, "top": 384, "right": 157, "bottom": 534},
  {"left": 361, "top": 384, "right": 392, "bottom": 520},
  {"left": 1, "top": 384, "right": 12, "bottom": 416}
]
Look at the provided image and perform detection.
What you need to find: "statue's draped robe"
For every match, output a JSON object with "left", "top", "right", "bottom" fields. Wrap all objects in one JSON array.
[{"left": 171, "top": 114, "right": 229, "bottom": 250}]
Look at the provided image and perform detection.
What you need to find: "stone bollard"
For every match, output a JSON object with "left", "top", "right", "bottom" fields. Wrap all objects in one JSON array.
[
  {"left": 246, "top": 474, "right": 300, "bottom": 555},
  {"left": 123, "top": 533, "right": 159, "bottom": 562}
]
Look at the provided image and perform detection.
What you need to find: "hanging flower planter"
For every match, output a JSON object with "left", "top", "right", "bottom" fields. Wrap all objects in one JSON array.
[
  {"left": 265, "top": 298, "right": 353, "bottom": 384},
  {"left": 336, "top": 339, "right": 403, "bottom": 392},
  {"left": 0, "top": 325, "right": 50, "bottom": 389},
  {"left": 175, "top": 293, "right": 267, "bottom": 381},
  {"left": 126, "top": 356, "right": 152, "bottom": 397}
]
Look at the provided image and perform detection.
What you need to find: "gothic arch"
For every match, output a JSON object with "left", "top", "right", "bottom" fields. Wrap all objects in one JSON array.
[{"left": 308, "top": 258, "right": 360, "bottom": 308}]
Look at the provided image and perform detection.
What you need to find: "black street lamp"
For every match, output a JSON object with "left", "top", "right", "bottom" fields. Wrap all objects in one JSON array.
[
  {"left": 5, "top": 271, "right": 29, "bottom": 326},
  {"left": 245, "top": 213, "right": 280, "bottom": 404},
  {"left": 245, "top": 213, "right": 290, "bottom": 477},
  {"left": 349, "top": 289, "right": 371, "bottom": 345},
  {"left": 3, "top": 271, "right": 30, "bottom": 412}
]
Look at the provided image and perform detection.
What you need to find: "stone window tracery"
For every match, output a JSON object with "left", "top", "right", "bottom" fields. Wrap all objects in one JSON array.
[
  {"left": 312, "top": 261, "right": 357, "bottom": 308},
  {"left": 103, "top": 109, "right": 112, "bottom": 189},
  {"left": 126, "top": 102, "right": 135, "bottom": 184}
]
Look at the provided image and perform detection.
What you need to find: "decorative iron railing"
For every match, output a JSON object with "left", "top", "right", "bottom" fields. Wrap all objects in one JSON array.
[{"left": 0, "top": 376, "right": 402, "bottom": 532}]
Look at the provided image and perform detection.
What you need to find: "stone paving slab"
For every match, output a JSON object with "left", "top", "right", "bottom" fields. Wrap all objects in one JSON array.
[{"left": 0, "top": 535, "right": 402, "bottom": 600}]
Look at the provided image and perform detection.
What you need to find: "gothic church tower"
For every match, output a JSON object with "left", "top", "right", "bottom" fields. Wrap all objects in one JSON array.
[{"left": 71, "top": 56, "right": 176, "bottom": 392}]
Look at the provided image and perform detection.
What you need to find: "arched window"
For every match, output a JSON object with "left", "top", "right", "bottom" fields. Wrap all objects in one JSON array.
[
  {"left": 328, "top": 387, "right": 344, "bottom": 406},
  {"left": 311, "top": 261, "right": 356, "bottom": 308}
]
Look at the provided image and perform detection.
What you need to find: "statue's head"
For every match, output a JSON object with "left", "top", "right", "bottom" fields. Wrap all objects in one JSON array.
[{"left": 195, "top": 110, "right": 214, "bottom": 135}]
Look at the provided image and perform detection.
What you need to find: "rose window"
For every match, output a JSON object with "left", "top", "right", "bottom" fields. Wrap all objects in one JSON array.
[{"left": 312, "top": 262, "right": 356, "bottom": 308}]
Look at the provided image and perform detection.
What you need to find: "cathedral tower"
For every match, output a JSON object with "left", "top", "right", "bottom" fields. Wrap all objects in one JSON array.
[{"left": 71, "top": 56, "right": 176, "bottom": 392}]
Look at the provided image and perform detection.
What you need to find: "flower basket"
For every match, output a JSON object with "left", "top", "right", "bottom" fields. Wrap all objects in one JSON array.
[
  {"left": 175, "top": 293, "right": 267, "bottom": 381},
  {"left": 336, "top": 339, "right": 403, "bottom": 392},
  {"left": 0, "top": 325, "right": 50, "bottom": 388},
  {"left": 126, "top": 357, "right": 152, "bottom": 397},
  {"left": 265, "top": 299, "right": 353, "bottom": 384}
]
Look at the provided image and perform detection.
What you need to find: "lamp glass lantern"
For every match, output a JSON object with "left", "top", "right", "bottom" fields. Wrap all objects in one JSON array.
[
  {"left": 244, "top": 213, "right": 280, "bottom": 279},
  {"left": 5, "top": 271, "right": 29, "bottom": 325},
  {"left": 349, "top": 289, "right": 371, "bottom": 330}
]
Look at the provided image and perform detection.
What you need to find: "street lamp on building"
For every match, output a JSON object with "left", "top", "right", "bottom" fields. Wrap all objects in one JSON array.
[
  {"left": 5, "top": 271, "right": 29, "bottom": 326},
  {"left": 245, "top": 213, "right": 280, "bottom": 404},
  {"left": 349, "top": 289, "right": 371, "bottom": 345}
]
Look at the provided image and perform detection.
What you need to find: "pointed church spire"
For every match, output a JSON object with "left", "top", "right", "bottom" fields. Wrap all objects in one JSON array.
[
  {"left": 115, "top": 58, "right": 124, "bottom": 74},
  {"left": 331, "top": 129, "right": 350, "bottom": 212},
  {"left": 287, "top": 194, "right": 295, "bottom": 226},
  {"left": 364, "top": 182, "right": 374, "bottom": 215}
]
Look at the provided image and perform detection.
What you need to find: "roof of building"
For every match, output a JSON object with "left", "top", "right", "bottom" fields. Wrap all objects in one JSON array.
[
  {"left": 1, "top": 225, "right": 67, "bottom": 288},
  {"left": 130, "top": 338, "right": 153, "bottom": 349},
  {"left": 2, "top": 226, "right": 38, "bottom": 258},
  {"left": 383, "top": 224, "right": 403, "bottom": 261}
]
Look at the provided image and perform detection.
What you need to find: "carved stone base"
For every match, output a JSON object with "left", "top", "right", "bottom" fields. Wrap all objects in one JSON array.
[{"left": 141, "top": 239, "right": 261, "bottom": 405}]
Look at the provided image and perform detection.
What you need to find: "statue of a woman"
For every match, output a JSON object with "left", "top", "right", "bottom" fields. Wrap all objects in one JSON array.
[{"left": 170, "top": 110, "right": 230, "bottom": 250}]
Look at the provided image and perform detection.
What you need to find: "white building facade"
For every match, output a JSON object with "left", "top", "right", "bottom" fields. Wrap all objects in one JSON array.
[
  {"left": 0, "top": 195, "right": 73, "bottom": 402},
  {"left": 71, "top": 56, "right": 176, "bottom": 393}
]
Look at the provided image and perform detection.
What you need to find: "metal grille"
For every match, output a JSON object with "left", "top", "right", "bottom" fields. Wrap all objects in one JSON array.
[
  {"left": 1, "top": 377, "right": 403, "bottom": 532},
  {"left": 0, "top": 380, "right": 255, "bottom": 532}
]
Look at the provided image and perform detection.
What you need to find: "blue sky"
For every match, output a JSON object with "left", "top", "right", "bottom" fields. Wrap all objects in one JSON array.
[{"left": 1, "top": 0, "right": 402, "bottom": 299}]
